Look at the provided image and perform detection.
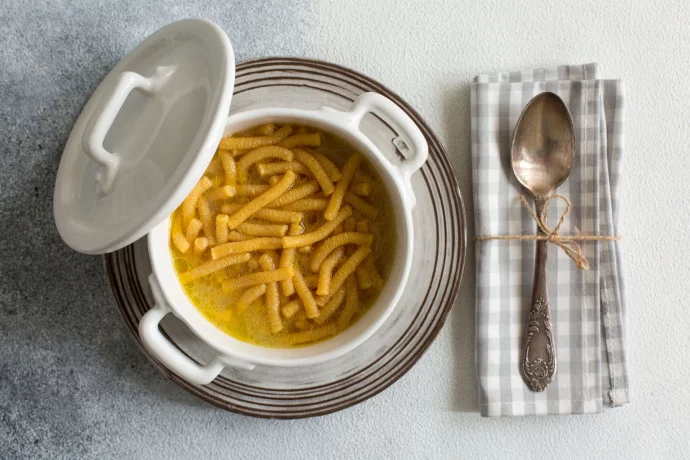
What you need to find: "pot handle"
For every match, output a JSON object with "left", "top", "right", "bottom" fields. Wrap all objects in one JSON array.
[
  {"left": 327, "top": 92, "right": 428, "bottom": 198},
  {"left": 82, "top": 65, "right": 175, "bottom": 196},
  {"left": 139, "top": 274, "right": 252, "bottom": 386}
]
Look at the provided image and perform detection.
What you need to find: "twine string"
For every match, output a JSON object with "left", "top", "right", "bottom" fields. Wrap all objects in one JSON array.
[{"left": 474, "top": 194, "right": 621, "bottom": 271}]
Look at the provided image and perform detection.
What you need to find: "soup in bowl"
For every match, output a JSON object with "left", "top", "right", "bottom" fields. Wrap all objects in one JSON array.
[
  {"left": 169, "top": 123, "right": 396, "bottom": 348},
  {"left": 139, "top": 93, "right": 427, "bottom": 384}
]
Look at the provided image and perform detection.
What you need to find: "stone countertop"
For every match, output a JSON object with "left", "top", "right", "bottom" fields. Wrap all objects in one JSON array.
[{"left": 2, "top": 0, "right": 689, "bottom": 458}]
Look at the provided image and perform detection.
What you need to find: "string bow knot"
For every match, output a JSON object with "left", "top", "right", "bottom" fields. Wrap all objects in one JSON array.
[
  {"left": 475, "top": 194, "right": 622, "bottom": 270},
  {"left": 521, "top": 194, "right": 589, "bottom": 270}
]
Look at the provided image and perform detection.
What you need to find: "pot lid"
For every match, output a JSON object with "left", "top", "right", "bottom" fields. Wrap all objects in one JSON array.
[{"left": 54, "top": 19, "right": 235, "bottom": 254}]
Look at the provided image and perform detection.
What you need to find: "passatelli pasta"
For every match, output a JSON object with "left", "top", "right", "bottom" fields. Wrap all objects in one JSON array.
[{"left": 170, "top": 123, "right": 395, "bottom": 348}]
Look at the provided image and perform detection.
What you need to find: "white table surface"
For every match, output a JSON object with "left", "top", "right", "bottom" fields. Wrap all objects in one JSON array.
[{"left": 1, "top": 0, "right": 689, "bottom": 458}]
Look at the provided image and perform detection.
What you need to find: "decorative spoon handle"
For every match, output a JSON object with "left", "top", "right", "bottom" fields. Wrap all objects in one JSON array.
[{"left": 520, "top": 203, "right": 556, "bottom": 391}]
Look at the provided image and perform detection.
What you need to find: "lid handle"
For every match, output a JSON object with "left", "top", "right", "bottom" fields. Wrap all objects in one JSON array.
[{"left": 82, "top": 66, "right": 175, "bottom": 196}]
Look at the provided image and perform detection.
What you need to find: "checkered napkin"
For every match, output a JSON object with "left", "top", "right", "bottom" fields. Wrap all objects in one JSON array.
[{"left": 471, "top": 64, "right": 629, "bottom": 416}]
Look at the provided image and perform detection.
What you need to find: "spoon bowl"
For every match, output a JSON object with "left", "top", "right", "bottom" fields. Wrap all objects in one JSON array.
[
  {"left": 511, "top": 92, "right": 575, "bottom": 392},
  {"left": 512, "top": 92, "right": 575, "bottom": 198}
]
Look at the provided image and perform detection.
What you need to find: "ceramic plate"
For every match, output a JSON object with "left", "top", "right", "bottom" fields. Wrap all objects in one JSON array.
[{"left": 105, "top": 57, "right": 466, "bottom": 419}]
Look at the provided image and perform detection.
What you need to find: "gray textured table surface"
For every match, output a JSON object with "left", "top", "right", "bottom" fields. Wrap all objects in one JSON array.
[{"left": 3, "top": 1, "right": 690, "bottom": 459}]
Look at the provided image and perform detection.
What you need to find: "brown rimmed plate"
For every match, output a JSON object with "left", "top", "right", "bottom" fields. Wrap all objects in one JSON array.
[{"left": 105, "top": 57, "right": 466, "bottom": 419}]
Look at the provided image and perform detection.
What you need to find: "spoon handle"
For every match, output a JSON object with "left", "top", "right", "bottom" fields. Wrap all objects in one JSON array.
[{"left": 520, "top": 205, "right": 557, "bottom": 391}]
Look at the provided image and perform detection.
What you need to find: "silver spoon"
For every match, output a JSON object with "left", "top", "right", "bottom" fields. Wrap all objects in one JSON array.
[{"left": 511, "top": 92, "right": 575, "bottom": 392}]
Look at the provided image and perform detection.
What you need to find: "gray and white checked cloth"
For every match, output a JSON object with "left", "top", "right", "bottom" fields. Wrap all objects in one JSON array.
[{"left": 471, "top": 64, "right": 629, "bottom": 416}]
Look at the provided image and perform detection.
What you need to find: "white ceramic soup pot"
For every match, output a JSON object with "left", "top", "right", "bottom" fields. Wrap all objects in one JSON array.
[{"left": 139, "top": 92, "right": 428, "bottom": 385}]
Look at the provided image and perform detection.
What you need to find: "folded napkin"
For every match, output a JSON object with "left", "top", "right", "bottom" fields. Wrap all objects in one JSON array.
[{"left": 471, "top": 64, "right": 629, "bottom": 416}]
